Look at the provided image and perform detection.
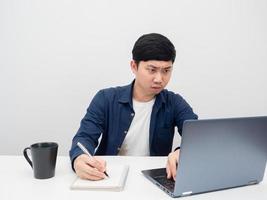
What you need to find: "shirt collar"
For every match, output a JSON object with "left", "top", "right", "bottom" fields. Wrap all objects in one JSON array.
[{"left": 118, "top": 80, "right": 166, "bottom": 107}]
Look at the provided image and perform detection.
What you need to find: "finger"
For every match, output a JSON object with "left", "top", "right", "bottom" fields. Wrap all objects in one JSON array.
[
  {"left": 94, "top": 156, "right": 107, "bottom": 172},
  {"left": 85, "top": 174, "right": 105, "bottom": 181},
  {"left": 82, "top": 166, "right": 106, "bottom": 179},
  {"left": 169, "top": 161, "right": 177, "bottom": 180},
  {"left": 166, "top": 163, "right": 171, "bottom": 179},
  {"left": 168, "top": 156, "right": 177, "bottom": 180},
  {"left": 79, "top": 169, "right": 105, "bottom": 181},
  {"left": 85, "top": 156, "right": 105, "bottom": 172}
]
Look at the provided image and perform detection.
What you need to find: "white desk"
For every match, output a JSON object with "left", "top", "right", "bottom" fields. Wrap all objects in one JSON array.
[{"left": 0, "top": 156, "right": 266, "bottom": 200}]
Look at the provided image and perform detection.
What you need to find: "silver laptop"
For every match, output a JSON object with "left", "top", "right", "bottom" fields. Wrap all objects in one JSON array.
[{"left": 142, "top": 116, "right": 267, "bottom": 198}]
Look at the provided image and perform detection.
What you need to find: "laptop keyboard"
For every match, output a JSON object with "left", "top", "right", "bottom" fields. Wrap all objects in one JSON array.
[{"left": 154, "top": 175, "right": 175, "bottom": 192}]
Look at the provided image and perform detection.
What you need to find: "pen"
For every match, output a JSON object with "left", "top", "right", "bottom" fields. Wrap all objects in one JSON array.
[{"left": 77, "top": 142, "right": 109, "bottom": 177}]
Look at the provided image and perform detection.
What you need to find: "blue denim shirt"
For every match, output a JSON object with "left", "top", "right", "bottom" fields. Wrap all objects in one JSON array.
[{"left": 69, "top": 81, "right": 198, "bottom": 165}]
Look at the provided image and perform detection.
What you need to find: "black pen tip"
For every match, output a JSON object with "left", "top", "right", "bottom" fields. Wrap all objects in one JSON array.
[{"left": 104, "top": 171, "right": 109, "bottom": 177}]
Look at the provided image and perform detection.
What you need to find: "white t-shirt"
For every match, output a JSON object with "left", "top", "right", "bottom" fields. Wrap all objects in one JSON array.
[{"left": 118, "top": 98, "right": 155, "bottom": 156}]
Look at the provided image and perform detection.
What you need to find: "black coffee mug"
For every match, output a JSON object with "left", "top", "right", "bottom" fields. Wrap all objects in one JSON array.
[{"left": 23, "top": 142, "right": 58, "bottom": 179}]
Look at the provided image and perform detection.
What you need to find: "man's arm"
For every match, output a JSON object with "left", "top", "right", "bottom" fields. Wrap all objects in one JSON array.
[
  {"left": 69, "top": 90, "right": 107, "bottom": 174},
  {"left": 166, "top": 93, "right": 198, "bottom": 180},
  {"left": 174, "top": 94, "right": 198, "bottom": 136}
]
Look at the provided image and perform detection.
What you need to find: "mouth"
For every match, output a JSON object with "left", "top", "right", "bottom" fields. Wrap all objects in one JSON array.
[{"left": 151, "top": 86, "right": 162, "bottom": 90}]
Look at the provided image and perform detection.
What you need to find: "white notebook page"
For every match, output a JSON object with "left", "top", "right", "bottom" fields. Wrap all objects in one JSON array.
[{"left": 71, "top": 164, "right": 129, "bottom": 191}]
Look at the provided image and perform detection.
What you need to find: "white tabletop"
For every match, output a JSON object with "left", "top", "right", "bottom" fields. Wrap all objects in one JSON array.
[{"left": 0, "top": 156, "right": 266, "bottom": 200}]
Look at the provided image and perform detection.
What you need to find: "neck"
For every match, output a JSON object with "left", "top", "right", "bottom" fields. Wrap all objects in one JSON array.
[{"left": 133, "top": 83, "right": 155, "bottom": 102}]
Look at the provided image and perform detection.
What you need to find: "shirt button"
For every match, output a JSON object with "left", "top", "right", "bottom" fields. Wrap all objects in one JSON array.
[
  {"left": 124, "top": 130, "right": 127, "bottom": 134},
  {"left": 131, "top": 113, "right": 134, "bottom": 117},
  {"left": 117, "top": 147, "right": 121, "bottom": 151}
]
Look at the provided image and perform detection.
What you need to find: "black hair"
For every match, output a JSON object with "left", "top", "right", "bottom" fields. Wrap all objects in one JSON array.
[{"left": 132, "top": 33, "right": 176, "bottom": 65}]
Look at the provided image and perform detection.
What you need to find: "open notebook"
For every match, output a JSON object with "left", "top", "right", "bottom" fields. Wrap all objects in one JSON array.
[{"left": 71, "top": 164, "right": 129, "bottom": 191}]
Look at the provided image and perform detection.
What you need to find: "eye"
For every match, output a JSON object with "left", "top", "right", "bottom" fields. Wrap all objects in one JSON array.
[
  {"left": 163, "top": 69, "right": 170, "bottom": 74},
  {"left": 147, "top": 68, "right": 156, "bottom": 73}
]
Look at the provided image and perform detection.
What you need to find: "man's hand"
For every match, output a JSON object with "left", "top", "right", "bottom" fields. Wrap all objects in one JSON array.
[
  {"left": 166, "top": 149, "right": 180, "bottom": 180},
  {"left": 74, "top": 154, "right": 107, "bottom": 180}
]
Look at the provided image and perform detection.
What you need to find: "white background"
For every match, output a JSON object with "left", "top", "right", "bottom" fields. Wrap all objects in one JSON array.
[{"left": 1, "top": 0, "right": 266, "bottom": 155}]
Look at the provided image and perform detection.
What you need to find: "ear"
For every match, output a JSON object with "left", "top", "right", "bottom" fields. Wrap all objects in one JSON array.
[{"left": 130, "top": 60, "right": 138, "bottom": 74}]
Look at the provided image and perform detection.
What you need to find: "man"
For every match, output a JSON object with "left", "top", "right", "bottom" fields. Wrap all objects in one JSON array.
[{"left": 69, "top": 33, "right": 198, "bottom": 181}]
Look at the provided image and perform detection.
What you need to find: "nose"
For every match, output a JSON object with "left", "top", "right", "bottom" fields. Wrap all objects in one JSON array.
[{"left": 153, "top": 71, "right": 163, "bottom": 84}]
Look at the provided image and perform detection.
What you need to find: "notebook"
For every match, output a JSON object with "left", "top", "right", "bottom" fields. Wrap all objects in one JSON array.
[
  {"left": 142, "top": 116, "right": 267, "bottom": 198},
  {"left": 71, "top": 164, "right": 129, "bottom": 191}
]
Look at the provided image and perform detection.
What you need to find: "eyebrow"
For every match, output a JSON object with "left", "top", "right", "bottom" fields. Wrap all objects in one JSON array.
[{"left": 147, "top": 64, "right": 173, "bottom": 69}]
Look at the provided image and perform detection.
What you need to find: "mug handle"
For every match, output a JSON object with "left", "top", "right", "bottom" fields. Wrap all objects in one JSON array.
[{"left": 23, "top": 147, "right": 33, "bottom": 168}]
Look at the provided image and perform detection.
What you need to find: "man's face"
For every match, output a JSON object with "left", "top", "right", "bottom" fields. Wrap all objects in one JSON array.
[{"left": 131, "top": 60, "right": 173, "bottom": 100}]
